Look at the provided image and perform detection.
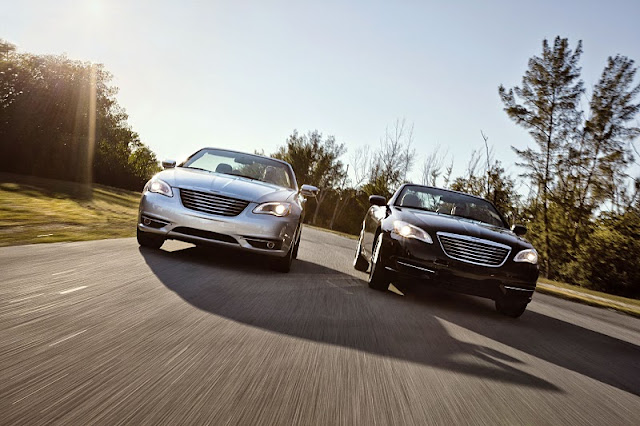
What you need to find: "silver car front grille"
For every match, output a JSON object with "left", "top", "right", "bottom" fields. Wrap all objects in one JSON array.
[
  {"left": 437, "top": 232, "right": 511, "bottom": 267},
  {"left": 179, "top": 188, "right": 249, "bottom": 217}
]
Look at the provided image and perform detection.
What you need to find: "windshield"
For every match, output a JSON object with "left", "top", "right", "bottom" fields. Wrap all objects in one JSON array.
[
  {"left": 180, "top": 149, "right": 296, "bottom": 190},
  {"left": 395, "top": 185, "right": 507, "bottom": 228}
]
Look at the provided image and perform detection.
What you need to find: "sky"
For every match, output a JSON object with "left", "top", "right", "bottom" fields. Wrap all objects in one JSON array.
[{"left": 4, "top": 0, "right": 640, "bottom": 187}]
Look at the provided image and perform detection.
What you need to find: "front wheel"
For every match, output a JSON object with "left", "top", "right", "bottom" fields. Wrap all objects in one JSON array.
[
  {"left": 137, "top": 228, "right": 164, "bottom": 249},
  {"left": 353, "top": 232, "right": 369, "bottom": 272},
  {"left": 495, "top": 297, "right": 528, "bottom": 318},
  {"left": 292, "top": 226, "right": 301, "bottom": 260},
  {"left": 368, "top": 233, "right": 390, "bottom": 291},
  {"left": 271, "top": 243, "right": 294, "bottom": 273}
]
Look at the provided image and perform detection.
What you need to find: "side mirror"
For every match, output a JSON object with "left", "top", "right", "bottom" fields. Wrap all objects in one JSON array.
[
  {"left": 300, "top": 184, "right": 319, "bottom": 198},
  {"left": 511, "top": 224, "right": 527, "bottom": 236},
  {"left": 369, "top": 195, "right": 386, "bottom": 206},
  {"left": 162, "top": 159, "right": 176, "bottom": 169}
]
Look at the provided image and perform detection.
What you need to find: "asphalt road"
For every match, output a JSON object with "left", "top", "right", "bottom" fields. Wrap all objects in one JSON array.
[{"left": 1, "top": 227, "right": 639, "bottom": 425}]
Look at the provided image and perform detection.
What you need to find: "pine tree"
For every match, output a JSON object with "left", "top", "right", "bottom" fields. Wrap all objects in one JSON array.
[{"left": 499, "top": 37, "right": 584, "bottom": 278}]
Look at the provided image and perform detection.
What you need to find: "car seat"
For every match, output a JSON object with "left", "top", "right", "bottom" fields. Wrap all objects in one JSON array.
[
  {"left": 263, "top": 166, "right": 279, "bottom": 185},
  {"left": 451, "top": 203, "right": 470, "bottom": 217},
  {"left": 215, "top": 163, "right": 232, "bottom": 174},
  {"left": 401, "top": 193, "right": 422, "bottom": 208}
]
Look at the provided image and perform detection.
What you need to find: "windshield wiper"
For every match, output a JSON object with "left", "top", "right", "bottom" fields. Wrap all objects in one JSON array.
[
  {"left": 181, "top": 166, "right": 212, "bottom": 173},
  {"left": 221, "top": 172, "right": 258, "bottom": 181}
]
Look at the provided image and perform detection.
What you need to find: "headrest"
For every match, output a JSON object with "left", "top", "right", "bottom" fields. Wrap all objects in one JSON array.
[
  {"left": 215, "top": 163, "right": 232, "bottom": 174},
  {"left": 401, "top": 194, "right": 422, "bottom": 208}
]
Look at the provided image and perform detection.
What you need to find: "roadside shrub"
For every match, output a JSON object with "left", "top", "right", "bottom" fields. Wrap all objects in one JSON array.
[{"left": 567, "top": 211, "right": 640, "bottom": 299}]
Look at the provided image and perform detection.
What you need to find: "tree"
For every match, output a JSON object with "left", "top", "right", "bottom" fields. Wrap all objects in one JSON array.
[
  {"left": 328, "top": 165, "right": 352, "bottom": 230},
  {"left": 273, "top": 130, "right": 347, "bottom": 225},
  {"left": 499, "top": 36, "right": 585, "bottom": 278},
  {"left": 573, "top": 55, "right": 640, "bottom": 216},
  {"left": 566, "top": 210, "right": 640, "bottom": 298},
  {"left": 420, "top": 145, "right": 448, "bottom": 186},
  {"left": 0, "top": 41, "right": 159, "bottom": 191},
  {"left": 450, "top": 149, "right": 484, "bottom": 196},
  {"left": 450, "top": 156, "right": 518, "bottom": 220},
  {"left": 362, "top": 119, "right": 416, "bottom": 199}
]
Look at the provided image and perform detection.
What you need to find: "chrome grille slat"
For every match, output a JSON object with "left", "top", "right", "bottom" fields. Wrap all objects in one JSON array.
[
  {"left": 444, "top": 251, "right": 505, "bottom": 263},
  {"left": 444, "top": 248, "right": 505, "bottom": 260},
  {"left": 437, "top": 232, "right": 511, "bottom": 267},
  {"left": 442, "top": 244, "right": 508, "bottom": 259},
  {"left": 180, "top": 193, "right": 246, "bottom": 207},
  {"left": 179, "top": 188, "right": 249, "bottom": 217},
  {"left": 439, "top": 236, "right": 505, "bottom": 250},
  {"left": 441, "top": 244, "right": 506, "bottom": 257},
  {"left": 181, "top": 199, "right": 246, "bottom": 212},
  {"left": 443, "top": 247, "right": 506, "bottom": 258}
]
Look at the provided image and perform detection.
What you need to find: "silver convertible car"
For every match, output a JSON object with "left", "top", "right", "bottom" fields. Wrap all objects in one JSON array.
[{"left": 137, "top": 148, "right": 318, "bottom": 272}]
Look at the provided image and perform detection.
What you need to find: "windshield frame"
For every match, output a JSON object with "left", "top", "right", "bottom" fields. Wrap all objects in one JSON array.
[
  {"left": 391, "top": 184, "right": 509, "bottom": 228},
  {"left": 178, "top": 148, "right": 298, "bottom": 190}
]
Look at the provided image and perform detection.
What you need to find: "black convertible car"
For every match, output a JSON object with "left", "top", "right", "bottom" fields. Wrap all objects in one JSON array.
[{"left": 354, "top": 184, "right": 539, "bottom": 317}]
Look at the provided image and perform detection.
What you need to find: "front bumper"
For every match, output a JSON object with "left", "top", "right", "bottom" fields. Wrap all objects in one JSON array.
[
  {"left": 137, "top": 191, "right": 298, "bottom": 257},
  {"left": 380, "top": 231, "right": 539, "bottom": 301}
]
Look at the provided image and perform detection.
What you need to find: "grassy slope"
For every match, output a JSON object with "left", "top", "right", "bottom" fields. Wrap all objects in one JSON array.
[
  {"left": 0, "top": 176, "right": 140, "bottom": 247},
  {"left": 1, "top": 175, "right": 637, "bottom": 316}
]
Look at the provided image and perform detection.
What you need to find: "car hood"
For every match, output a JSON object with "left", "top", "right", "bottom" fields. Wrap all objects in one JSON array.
[
  {"left": 395, "top": 207, "right": 533, "bottom": 248},
  {"left": 155, "top": 168, "right": 296, "bottom": 203}
]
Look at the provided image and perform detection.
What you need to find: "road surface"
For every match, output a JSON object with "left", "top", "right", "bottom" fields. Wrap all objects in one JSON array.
[{"left": 1, "top": 227, "right": 639, "bottom": 425}]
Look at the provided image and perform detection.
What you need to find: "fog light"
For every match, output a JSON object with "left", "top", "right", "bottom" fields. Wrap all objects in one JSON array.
[
  {"left": 267, "top": 242, "right": 275, "bottom": 249},
  {"left": 143, "top": 218, "right": 151, "bottom": 226}
]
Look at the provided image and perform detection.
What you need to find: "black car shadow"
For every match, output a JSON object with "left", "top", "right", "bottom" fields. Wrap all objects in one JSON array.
[
  {"left": 139, "top": 244, "right": 640, "bottom": 396},
  {"left": 140, "top": 244, "right": 562, "bottom": 392},
  {"left": 392, "top": 281, "right": 640, "bottom": 397}
]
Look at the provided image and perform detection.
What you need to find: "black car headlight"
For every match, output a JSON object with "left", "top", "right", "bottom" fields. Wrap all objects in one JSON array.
[
  {"left": 514, "top": 249, "right": 538, "bottom": 264},
  {"left": 145, "top": 178, "right": 173, "bottom": 197},
  {"left": 392, "top": 220, "right": 433, "bottom": 244},
  {"left": 253, "top": 202, "right": 291, "bottom": 217}
]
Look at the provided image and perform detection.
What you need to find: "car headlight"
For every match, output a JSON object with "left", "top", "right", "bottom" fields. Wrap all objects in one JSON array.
[
  {"left": 145, "top": 178, "right": 173, "bottom": 197},
  {"left": 253, "top": 202, "right": 291, "bottom": 217},
  {"left": 392, "top": 220, "right": 433, "bottom": 244},
  {"left": 514, "top": 249, "right": 538, "bottom": 264}
]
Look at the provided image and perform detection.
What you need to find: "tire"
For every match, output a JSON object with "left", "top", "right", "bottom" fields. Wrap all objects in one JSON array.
[
  {"left": 292, "top": 226, "right": 301, "bottom": 260},
  {"left": 271, "top": 243, "right": 294, "bottom": 273},
  {"left": 137, "top": 228, "right": 164, "bottom": 249},
  {"left": 495, "top": 297, "right": 528, "bottom": 318},
  {"left": 368, "top": 233, "right": 390, "bottom": 291},
  {"left": 353, "top": 232, "right": 369, "bottom": 272}
]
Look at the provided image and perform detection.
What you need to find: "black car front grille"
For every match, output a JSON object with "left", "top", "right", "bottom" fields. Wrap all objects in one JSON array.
[
  {"left": 437, "top": 232, "right": 511, "bottom": 267},
  {"left": 179, "top": 188, "right": 249, "bottom": 217}
]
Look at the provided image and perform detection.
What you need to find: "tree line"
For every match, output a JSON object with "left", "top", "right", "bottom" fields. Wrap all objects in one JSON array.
[{"left": 0, "top": 39, "right": 159, "bottom": 190}]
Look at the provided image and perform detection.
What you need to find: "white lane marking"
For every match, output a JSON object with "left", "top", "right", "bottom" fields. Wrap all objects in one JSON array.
[
  {"left": 59, "top": 286, "right": 87, "bottom": 295},
  {"left": 49, "top": 329, "right": 87, "bottom": 347},
  {"left": 52, "top": 269, "right": 76, "bottom": 276},
  {"left": 36, "top": 233, "right": 54, "bottom": 238},
  {"left": 12, "top": 374, "right": 69, "bottom": 404},
  {"left": 9, "top": 293, "right": 44, "bottom": 303}
]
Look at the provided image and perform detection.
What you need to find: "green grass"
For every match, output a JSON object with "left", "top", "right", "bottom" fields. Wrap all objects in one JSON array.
[
  {"left": 0, "top": 176, "right": 140, "bottom": 247},
  {"left": 536, "top": 278, "right": 640, "bottom": 317}
]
